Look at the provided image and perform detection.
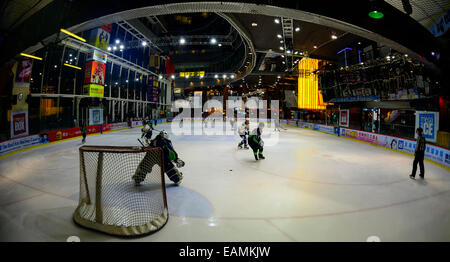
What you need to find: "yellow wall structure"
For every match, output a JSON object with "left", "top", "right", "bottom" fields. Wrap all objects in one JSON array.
[{"left": 297, "top": 58, "right": 327, "bottom": 110}]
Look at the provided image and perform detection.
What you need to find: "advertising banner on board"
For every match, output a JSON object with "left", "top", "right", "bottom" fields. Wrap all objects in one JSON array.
[
  {"left": 339, "top": 127, "right": 450, "bottom": 168},
  {"left": 339, "top": 109, "right": 349, "bottom": 127},
  {"left": 131, "top": 120, "right": 143, "bottom": 128},
  {"left": 415, "top": 111, "right": 439, "bottom": 143},
  {"left": 0, "top": 134, "right": 48, "bottom": 156},
  {"left": 89, "top": 108, "right": 103, "bottom": 125},
  {"left": 10, "top": 111, "right": 29, "bottom": 138}
]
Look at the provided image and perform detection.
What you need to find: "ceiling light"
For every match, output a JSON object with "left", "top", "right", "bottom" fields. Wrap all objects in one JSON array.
[
  {"left": 171, "top": 75, "right": 175, "bottom": 79},
  {"left": 294, "top": 51, "right": 298, "bottom": 54},
  {"left": 286, "top": 50, "right": 291, "bottom": 54},
  {"left": 277, "top": 34, "right": 282, "bottom": 39},
  {"left": 185, "top": 75, "right": 189, "bottom": 79},
  {"left": 179, "top": 38, "right": 186, "bottom": 44},
  {"left": 115, "top": 39, "right": 120, "bottom": 44},
  {"left": 358, "top": 42, "right": 361, "bottom": 45},
  {"left": 251, "top": 22, "right": 258, "bottom": 27},
  {"left": 280, "top": 40, "right": 284, "bottom": 44},
  {"left": 368, "top": 10, "right": 384, "bottom": 19},
  {"left": 214, "top": 74, "right": 218, "bottom": 78},
  {"left": 313, "top": 45, "right": 317, "bottom": 49},
  {"left": 295, "top": 27, "right": 300, "bottom": 32},
  {"left": 279, "top": 46, "right": 284, "bottom": 50},
  {"left": 119, "top": 44, "right": 124, "bottom": 49},
  {"left": 107, "top": 46, "right": 112, "bottom": 51},
  {"left": 274, "top": 18, "right": 280, "bottom": 24},
  {"left": 141, "top": 41, "right": 147, "bottom": 46},
  {"left": 210, "top": 38, "right": 217, "bottom": 44},
  {"left": 231, "top": 74, "right": 235, "bottom": 79},
  {"left": 218, "top": 43, "right": 222, "bottom": 47},
  {"left": 113, "top": 46, "right": 117, "bottom": 50},
  {"left": 60, "top": 28, "right": 86, "bottom": 42},
  {"left": 19, "top": 53, "right": 43, "bottom": 60},
  {"left": 223, "top": 74, "right": 227, "bottom": 79},
  {"left": 331, "top": 34, "right": 338, "bottom": 40},
  {"left": 159, "top": 75, "right": 163, "bottom": 80}
]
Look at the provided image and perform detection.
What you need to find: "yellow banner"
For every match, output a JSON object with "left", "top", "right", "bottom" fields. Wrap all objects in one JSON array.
[{"left": 83, "top": 84, "right": 104, "bottom": 97}]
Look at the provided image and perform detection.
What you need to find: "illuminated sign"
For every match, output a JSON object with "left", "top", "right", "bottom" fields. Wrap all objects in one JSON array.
[
  {"left": 83, "top": 61, "right": 105, "bottom": 86},
  {"left": 297, "top": 58, "right": 327, "bottom": 110},
  {"left": 179, "top": 71, "right": 205, "bottom": 77},
  {"left": 83, "top": 84, "right": 104, "bottom": 97},
  {"left": 87, "top": 49, "right": 107, "bottom": 63}
]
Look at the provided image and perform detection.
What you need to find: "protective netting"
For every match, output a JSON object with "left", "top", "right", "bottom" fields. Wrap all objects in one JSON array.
[{"left": 73, "top": 146, "right": 168, "bottom": 237}]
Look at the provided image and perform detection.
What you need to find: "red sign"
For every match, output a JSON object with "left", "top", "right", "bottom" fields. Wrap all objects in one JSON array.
[
  {"left": 11, "top": 112, "right": 28, "bottom": 137},
  {"left": 340, "top": 109, "right": 349, "bottom": 127}
]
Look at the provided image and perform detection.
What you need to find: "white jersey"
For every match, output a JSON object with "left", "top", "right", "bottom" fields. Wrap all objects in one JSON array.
[
  {"left": 238, "top": 125, "right": 247, "bottom": 135},
  {"left": 143, "top": 124, "right": 151, "bottom": 132}
]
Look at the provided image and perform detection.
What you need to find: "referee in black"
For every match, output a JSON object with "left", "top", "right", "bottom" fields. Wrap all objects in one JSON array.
[{"left": 410, "top": 127, "right": 426, "bottom": 179}]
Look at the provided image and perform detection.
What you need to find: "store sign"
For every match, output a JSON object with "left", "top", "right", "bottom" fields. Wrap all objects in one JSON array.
[
  {"left": 415, "top": 111, "right": 439, "bottom": 143},
  {"left": 83, "top": 84, "right": 104, "bottom": 97},
  {"left": 10, "top": 111, "right": 29, "bottom": 138},
  {"left": 339, "top": 109, "right": 349, "bottom": 127},
  {"left": 179, "top": 71, "right": 205, "bottom": 77},
  {"left": 87, "top": 49, "right": 107, "bottom": 64},
  {"left": 89, "top": 109, "right": 103, "bottom": 125}
]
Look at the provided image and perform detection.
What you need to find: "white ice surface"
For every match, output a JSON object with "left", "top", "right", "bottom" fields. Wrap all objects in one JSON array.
[{"left": 0, "top": 122, "right": 449, "bottom": 242}]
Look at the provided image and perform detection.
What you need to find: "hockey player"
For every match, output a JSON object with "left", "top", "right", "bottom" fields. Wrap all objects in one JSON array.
[
  {"left": 248, "top": 122, "right": 265, "bottom": 160},
  {"left": 141, "top": 120, "right": 153, "bottom": 146},
  {"left": 133, "top": 130, "right": 184, "bottom": 186},
  {"left": 237, "top": 120, "right": 249, "bottom": 149},
  {"left": 80, "top": 124, "right": 87, "bottom": 144}
]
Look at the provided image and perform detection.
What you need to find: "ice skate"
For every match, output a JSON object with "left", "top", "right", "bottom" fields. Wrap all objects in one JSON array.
[
  {"left": 238, "top": 144, "right": 243, "bottom": 149},
  {"left": 244, "top": 145, "right": 249, "bottom": 150},
  {"left": 258, "top": 154, "right": 265, "bottom": 160}
]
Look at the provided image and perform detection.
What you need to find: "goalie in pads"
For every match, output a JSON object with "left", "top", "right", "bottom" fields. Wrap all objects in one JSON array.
[{"left": 133, "top": 130, "right": 185, "bottom": 185}]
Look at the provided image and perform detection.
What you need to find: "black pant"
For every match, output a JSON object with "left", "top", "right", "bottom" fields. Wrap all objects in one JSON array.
[{"left": 411, "top": 151, "right": 425, "bottom": 177}]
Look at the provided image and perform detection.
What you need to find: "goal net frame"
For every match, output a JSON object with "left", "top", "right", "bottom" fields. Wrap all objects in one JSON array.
[{"left": 73, "top": 145, "right": 168, "bottom": 237}]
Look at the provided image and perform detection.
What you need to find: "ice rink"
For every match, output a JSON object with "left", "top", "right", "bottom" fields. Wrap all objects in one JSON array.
[{"left": 0, "top": 121, "right": 449, "bottom": 242}]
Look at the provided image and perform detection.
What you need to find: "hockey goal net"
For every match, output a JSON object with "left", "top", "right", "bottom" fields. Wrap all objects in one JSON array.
[{"left": 73, "top": 145, "right": 168, "bottom": 237}]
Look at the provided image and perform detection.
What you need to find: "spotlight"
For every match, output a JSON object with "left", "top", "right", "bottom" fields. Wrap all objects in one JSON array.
[
  {"left": 210, "top": 38, "right": 217, "bottom": 44},
  {"left": 218, "top": 43, "right": 222, "bottom": 47},
  {"left": 313, "top": 45, "right": 317, "bottom": 49},
  {"left": 107, "top": 46, "right": 112, "bottom": 51},
  {"left": 331, "top": 34, "right": 338, "bottom": 40},
  {"left": 214, "top": 74, "right": 218, "bottom": 78},
  {"left": 279, "top": 46, "right": 284, "bottom": 50},
  {"left": 119, "top": 44, "right": 124, "bottom": 49},
  {"left": 179, "top": 38, "right": 186, "bottom": 44},
  {"left": 251, "top": 22, "right": 258, "bottom": 27},
  {"left": 171, "top": 75, "right": 175, "bottom": 79},
  {"left": 113, "top": 46, "right": 117, "bottom": 51},
  {"left": 274, "top": 18, "right": 280, "bottom": 24},
  {"left": 115, "top": 39, "right": 120, "bottom": 44},
  {"left": 141, "top": 41, "right": 147, "bottom": 46},
  {"left": 277, "top": 34, "right": 282, "bottom": 39},
  {"left": 223, "top": 74, "right": 227, "bottom": 79},
  {"left": 231, "top": 74, "right": 235, "bottom": 79},
  {"left": 295, "top": 27, "right": 300, "bottom": 32}
]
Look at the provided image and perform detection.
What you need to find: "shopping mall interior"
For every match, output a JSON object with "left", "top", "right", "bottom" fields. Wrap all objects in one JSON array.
[{"left": 0, "top": 0, "right": 449, "bottom": 242}]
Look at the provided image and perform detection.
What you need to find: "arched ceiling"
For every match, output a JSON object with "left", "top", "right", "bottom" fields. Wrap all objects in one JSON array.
[{"left": 0, "top": 0, "right": 444, "bottom": 69}]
